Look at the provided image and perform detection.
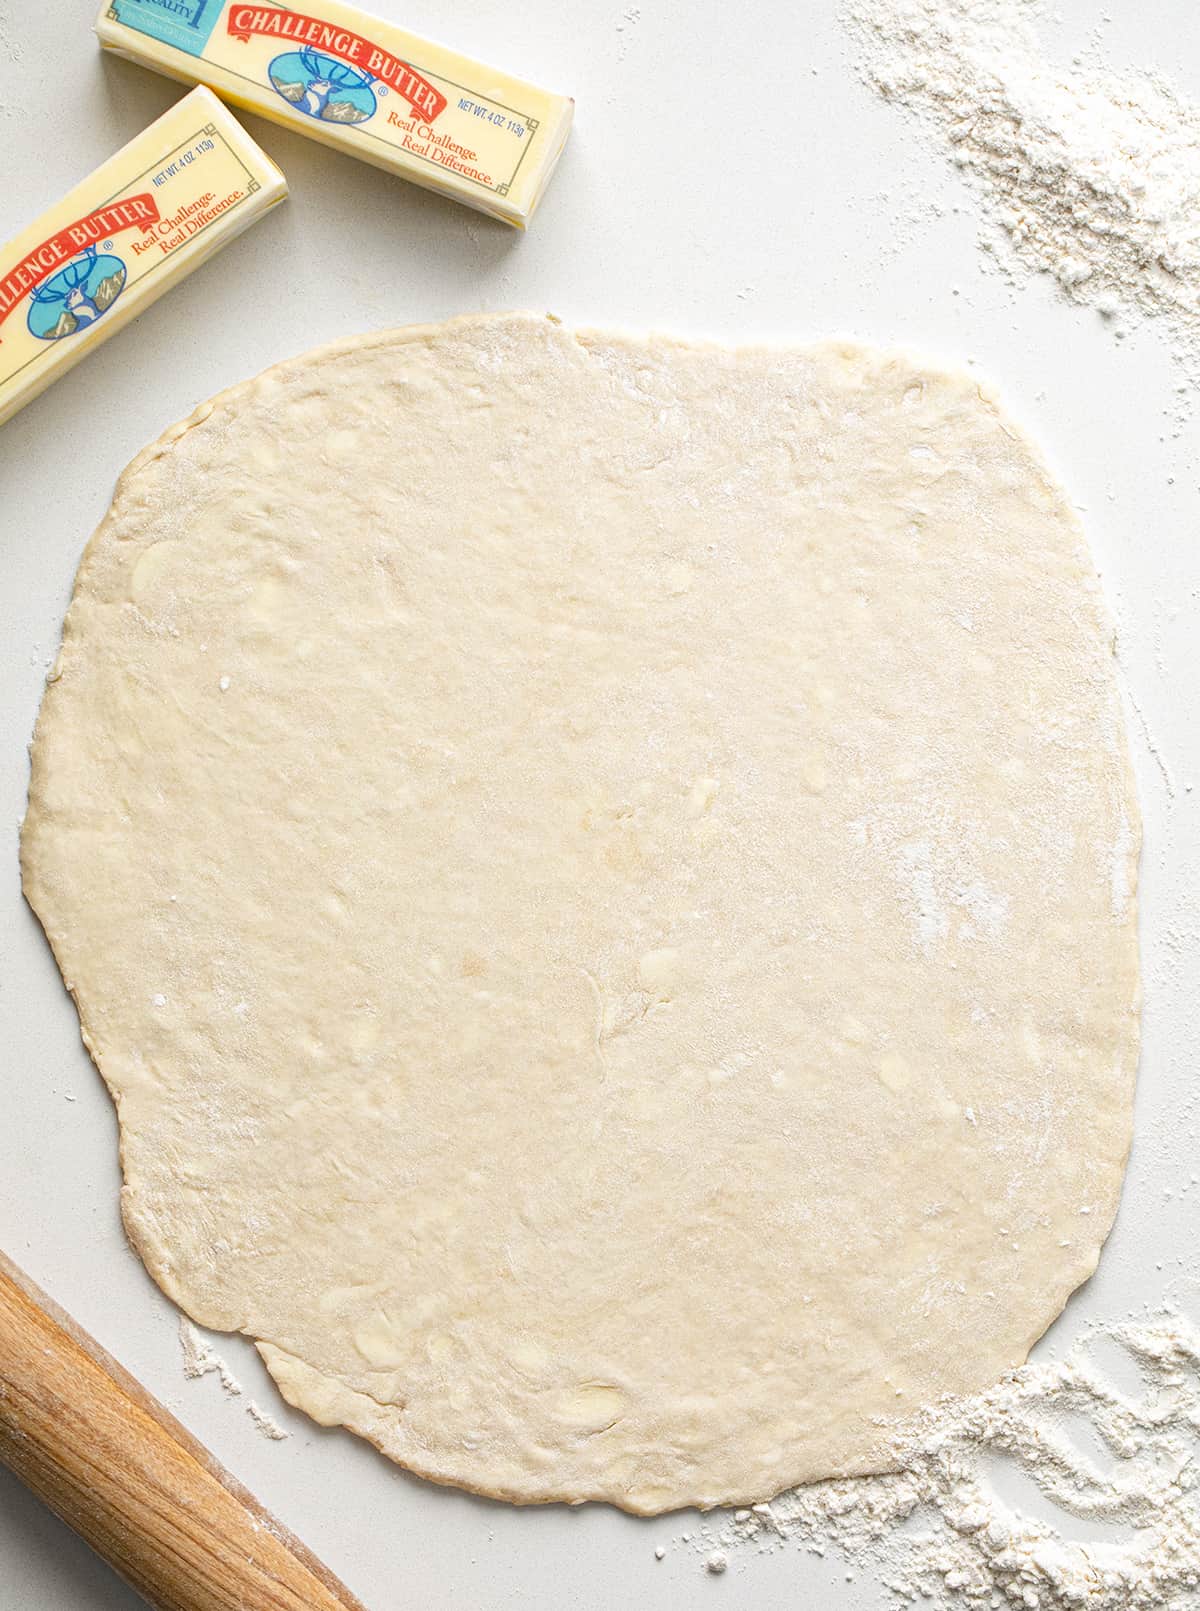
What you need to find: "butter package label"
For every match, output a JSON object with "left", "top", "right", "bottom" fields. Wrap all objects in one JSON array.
[
  {"left": 97, "top": 0, "right": 574, "bottom": 228},
  {"left": 0, "top": 86, "right": 286, "bottom": 429}
]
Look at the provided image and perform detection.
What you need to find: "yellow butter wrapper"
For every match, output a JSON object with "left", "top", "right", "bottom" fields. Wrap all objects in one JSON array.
[
  {"left": 96, "top": 0, "right": 574, "bottom": 228},
  {"left": 0, "top": 87, "right": 286, "bottom": 429}
]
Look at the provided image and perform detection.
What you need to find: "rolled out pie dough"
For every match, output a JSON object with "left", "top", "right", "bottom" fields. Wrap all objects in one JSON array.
[{"left": 21, "top": 314, "right": 1139, "bottom": 1513}]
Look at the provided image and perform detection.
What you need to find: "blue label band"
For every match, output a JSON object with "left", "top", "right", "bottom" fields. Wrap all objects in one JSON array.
[{"left": 109, "top": 0, "right": 222, "bottom": 57}]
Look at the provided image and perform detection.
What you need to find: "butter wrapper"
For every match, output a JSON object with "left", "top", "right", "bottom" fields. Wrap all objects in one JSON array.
[
  {"left": 97, "top": 0, "right": 574, "bottom": 228},
  {"left": 0, "top": 87, "right": 286, "bottom": 429}
]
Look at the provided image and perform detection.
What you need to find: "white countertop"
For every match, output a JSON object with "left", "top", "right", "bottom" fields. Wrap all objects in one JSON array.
[{"left": 1, "top": 1, "right": 1197, "bottom": 1606}]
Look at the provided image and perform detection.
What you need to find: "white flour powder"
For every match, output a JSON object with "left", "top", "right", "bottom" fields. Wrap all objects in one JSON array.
[
  {"left": 843, "top": 0, "right": 1200, "bottom": 385},
  {"left": 179, "top": 1318, "right": 289, "bottom": 1441},
  {"left": 179, "top": 1316, "right": 243, "bottom": 1396},
  {"left": 679, "top": 1309, "right": 1200, "bottom": 1607},
  {"left": 246, "top": 1400, "right": 289, "bottom": 1441}
]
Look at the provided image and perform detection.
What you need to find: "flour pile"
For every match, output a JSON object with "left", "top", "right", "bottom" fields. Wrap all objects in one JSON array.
[
  {"left": 681, "top": 1309, "right": 1200, "bottom": 1608},
  {"left": 843, "top": 0, "right": 1200, "bottom": 378}
]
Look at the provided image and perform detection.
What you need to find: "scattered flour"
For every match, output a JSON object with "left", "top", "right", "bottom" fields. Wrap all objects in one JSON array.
[
  {"left": 247, "top": 1400, "right": 290, "bottom": 1441},
  {"left": 677, "top": 1309, "right": 1200, "bottom": 1608},
  {"left": 178, "top": 1317, "right": 289, "bottom": 1441},
  {"left": 179, "top": 1316, "right": 242, "bottom": 1396},
  {"left": 615, "top": 5, "right": 640, "bottom": 64},
  {"left": 842, "top": 0, "right": 1200, "bottom": 396}
]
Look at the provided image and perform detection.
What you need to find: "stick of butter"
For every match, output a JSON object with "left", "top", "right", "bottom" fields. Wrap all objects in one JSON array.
[
  {"left": 96, "top": 0, "right": 574, "bottom": 229},
  {"left": 0, "top": 87, "right": 286, "bottom": 430}
]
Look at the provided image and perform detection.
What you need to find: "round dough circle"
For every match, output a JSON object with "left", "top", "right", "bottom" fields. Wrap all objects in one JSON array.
[{"left": 22, "top": 315, "right": 1139, "bottom": 1513}]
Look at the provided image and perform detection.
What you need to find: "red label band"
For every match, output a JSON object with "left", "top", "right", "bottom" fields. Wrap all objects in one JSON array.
[
  {"left": 226, "top": 6, "right": 448, "bottom": 122},
  {"left": 0, "top": 195, "right": 160, "bottom": 329}
]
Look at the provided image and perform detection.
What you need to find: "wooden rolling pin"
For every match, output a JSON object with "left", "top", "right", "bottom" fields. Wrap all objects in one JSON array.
[{"left": 0, "top": 1252, "right": 367, "bottom": 1611}]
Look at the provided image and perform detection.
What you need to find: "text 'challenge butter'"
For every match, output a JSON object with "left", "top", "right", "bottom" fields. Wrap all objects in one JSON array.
[
  {"left": 0, "top": 87, "right": 286, "bottom": 428},
  {"left": 97, "top": 0, "right": 574, "bottom": 228}
]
